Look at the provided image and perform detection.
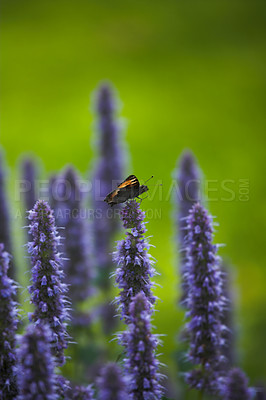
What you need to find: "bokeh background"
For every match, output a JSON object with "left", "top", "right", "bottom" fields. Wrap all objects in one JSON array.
[{"left": 1, "top": 0, "right": 266, "bottom": 394}]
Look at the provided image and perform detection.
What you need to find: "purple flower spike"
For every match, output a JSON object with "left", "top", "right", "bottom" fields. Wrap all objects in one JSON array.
[
  {"left": 0, "top": 151, "right": 16, "bottom": 280},
  {"left": 71, "top": 384, "right": 95, "bottom": 400},
  {"left": 97, "top": 363, "right": 127, "bottom": 400},
  {"left": 185, "top": 203, "right": 226, "bottom": 394},
  {"left": 17, "top": 324, "right": 57, "bottom": 400},
  {"left": 175, "top": 150, "right": 201, "bottom": 305},
  {"left": 21, "top": 158, "right": 37, "bottom": 212},
  {"left": 119, "top": 292, "right": 163, "bottom": 400},
  {"left": 91, "top": 83, "right": 125, "bottom": 290},
  {"left": 224, "top": 368, "right": 252, "bottom": 400},
  {"left": 114, "top": 200, "right": 156, "bottom": 320},
  {"left": 176, "top": 151, "right": 201, "bottom": 238},
  {"left": 27, "top": 200, "right": 69, "bottom": 366},
  {"left": 0, "top": 244, "right": 19, "bottom": 399},
  {"left": 56, "top": 167, "right": 94, "bottom": 309}
]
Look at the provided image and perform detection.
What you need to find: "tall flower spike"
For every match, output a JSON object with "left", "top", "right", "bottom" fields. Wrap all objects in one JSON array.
[
  {"left": 97, "top": 363, "right": 127, "bottom": 400},
  {"left": 114, "top": 200, "right": 157, "bottom": 320},
  {"left": 224, "top": 368, "right": 252, "bottom": 400},
  {"left": 0, "top": 244, "right": 19, "bottom": 399},
  {"left": 54, "top": 167, "right": 94, "bottom": 321},
  {"left": 91, "top": 83, "right": 125, "bottom": 290},
  {"left": 175, "top": 150, "right": 201, "bottom": 305},
  {"left": 27, "top": 200, "right": 69, "bottom": 366},
  {"left": 17, "top": 324, "right": 57, "bottom": 400},
  {"left": 21, "top": 158, "right": 37, "bottom": 212},
  {"left": 119, "top": 292, "right": 163, "bottom": 400},
  {"left": 0, "top": 151, "right": 16, "bottom": 280},
  {"left": 48, "top": 174, "right": 59, "bottom": 212},
  {"left": 185, "top": 203, "right": 226, "bottom": 394}
]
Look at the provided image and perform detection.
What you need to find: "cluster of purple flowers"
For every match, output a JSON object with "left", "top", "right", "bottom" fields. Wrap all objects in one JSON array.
[
  {"left": 186, "top": 204, "right": 224, "bottom": 391},
  {"left": 114, "top": 200, "right": 156, "bottom": 319},
  {"left": 27, "top": 200, "right": 69, "bottom": 366},
  {"left": 16, "top": 324, "right": 57, "bottom": 400},
  {"left": 175, "top": 152, "right": 254, "bottom": 398},
  {"left": 223, "top": 368, "right": 252, "bottom": 400},
  {"left": 0, "top": 244, "right": 18, "bottom": 399},
  {"left": 184, "top": 203, "right": 225, "bottom": 393},
  {"left": 97, "top": 363, "right": 127, "bottom": 400},
  {"left": 119, "top": 292, "right": 163, "bottom": 400},
  {"left": 114, "top": 200, "right": 163, "bottom": 399}
]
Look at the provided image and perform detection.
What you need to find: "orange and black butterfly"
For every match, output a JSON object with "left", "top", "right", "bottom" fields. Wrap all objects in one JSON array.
[{"left": 104, "top": 175, "right": 153, "bottom": 207}]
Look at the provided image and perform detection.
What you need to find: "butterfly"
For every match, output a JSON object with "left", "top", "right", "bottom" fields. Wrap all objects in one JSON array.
[{"left": 104, "top": 175, "right": 153, "bottom": 207}]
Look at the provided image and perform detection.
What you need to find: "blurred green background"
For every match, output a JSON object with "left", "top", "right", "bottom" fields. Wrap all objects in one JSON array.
[{"left": 1, "top": 0, "right": 266, "bottom": 392}]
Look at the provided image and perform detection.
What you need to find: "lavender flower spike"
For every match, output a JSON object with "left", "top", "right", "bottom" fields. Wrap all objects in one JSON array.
[
  {"left": 27, "top": 200, "right": 69, "bottom": 366},
  {"left": 175, "top": 150, "right": 201, "bottom": 305},
  {"left": 0, "top": 244, "right": 19, "bottom": 399},
  {"left": 91, "top": 83, "right": 125, "bottom": 290},
  {"left": 224, "top": 368, "right": 252, "bottom": 400},
  {"left": 185, "top": 203, "right": 226, "bottom": 394},
  {"left": 57, "top": 167, "right": 94, "bottom": 311},
  {"left": 114, "top": 200, "right": 156, "bottom": 320},
  {"left": 119, "top": 292, "right": 163, "bottom": 400},
  {"left": 21, "top": 158, "right": 37, "bottom": 212},
  {"left": 97, "top": 363, "right": 127, "bottom": 400},
  {"left": 17, "top": 324, "right": 57, "bottom": 400},
  {"left": 176, "top": 151, "right": 201, "bottom": 240}
]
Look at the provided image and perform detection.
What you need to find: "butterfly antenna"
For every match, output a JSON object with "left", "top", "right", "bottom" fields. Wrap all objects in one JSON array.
[{"left": 144, "top": 175, "right": 154, "bottom": 184}]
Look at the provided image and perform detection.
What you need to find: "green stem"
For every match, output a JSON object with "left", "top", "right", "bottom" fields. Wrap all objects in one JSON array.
[{"left": 198, "top": 390, "right": 204, "bottom": 400}]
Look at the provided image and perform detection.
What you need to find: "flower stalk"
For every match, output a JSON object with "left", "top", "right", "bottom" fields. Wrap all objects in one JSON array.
[
  {"left": 114, "top": 200, "right": 156, "bottom": 320},
  {"left": 27, "top": 200, "right": 69, "bottom": 366},
  {"left": 0, "top": 244, "right": 19, "bottom": 399},
  {"left": 185, "top": 203, "right": 226, "bottom": 394}
]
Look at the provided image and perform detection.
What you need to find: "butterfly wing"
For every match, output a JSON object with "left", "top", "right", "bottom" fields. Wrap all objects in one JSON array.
[
  {"left": 117, "top": 175, "right": 139, "bottom": 189},
  {"left": 104, "top": 175, "right": 140, "bottom": 205}
]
